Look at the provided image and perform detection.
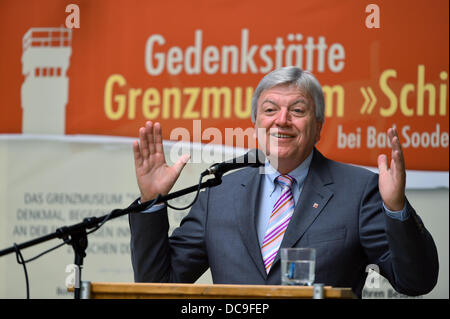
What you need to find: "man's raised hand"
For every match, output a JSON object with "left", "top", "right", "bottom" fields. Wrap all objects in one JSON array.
[
  {"left": 133, "top": 121, "right": 190, "bottom": 202},
  {"left": 377, "top": 127, "right": 406, "bottom": 211}
]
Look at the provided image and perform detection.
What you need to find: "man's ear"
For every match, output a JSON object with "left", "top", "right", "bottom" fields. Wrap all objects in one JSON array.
[
  {"left": 252, "top": 112, "right": 260, "bottom": 139},
  {"left": 315, "top": 121, "right": 323, "bottom": 143}
]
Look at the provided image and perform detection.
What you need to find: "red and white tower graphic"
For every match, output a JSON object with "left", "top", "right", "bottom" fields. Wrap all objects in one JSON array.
[{"left": 21, "top": 27, "right": 72, "bottom": 134}]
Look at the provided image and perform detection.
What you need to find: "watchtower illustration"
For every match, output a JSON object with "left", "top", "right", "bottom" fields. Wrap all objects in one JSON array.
[{"left": 21, "top": 27, "right": 72, "bottom": 134}]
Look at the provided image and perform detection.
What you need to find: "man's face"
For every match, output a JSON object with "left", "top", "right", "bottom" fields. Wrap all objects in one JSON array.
[{"left": 254, "top": 84, "right": 323, "bottom": 167}]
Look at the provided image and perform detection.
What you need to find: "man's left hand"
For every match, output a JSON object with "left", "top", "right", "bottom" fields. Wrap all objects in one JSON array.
[{"left": 377, "top": 127, "right": 406, "bottom": 211}]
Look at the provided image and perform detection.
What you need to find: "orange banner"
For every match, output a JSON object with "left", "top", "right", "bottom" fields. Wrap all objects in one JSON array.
[{"left": 1, "top": 0, "right": 448, "bottom": 170}]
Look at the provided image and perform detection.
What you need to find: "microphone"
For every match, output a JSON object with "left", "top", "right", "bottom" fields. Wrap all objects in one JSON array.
[{"left": 201, "top": 149, "right": 266, "bottom": 177}]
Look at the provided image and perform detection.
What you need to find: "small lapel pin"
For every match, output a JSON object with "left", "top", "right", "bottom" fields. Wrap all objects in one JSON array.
[{"left": 313, "top": 203, "right": 319, "bottom": 209}]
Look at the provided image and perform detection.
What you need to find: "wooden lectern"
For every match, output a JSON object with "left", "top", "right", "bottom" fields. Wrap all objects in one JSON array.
[{"left": 74, "top": 282, "right": 355, "bottom": 299}]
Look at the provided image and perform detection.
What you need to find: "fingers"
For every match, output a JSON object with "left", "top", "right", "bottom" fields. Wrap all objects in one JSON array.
[
  {"left": 138, "top": 121, "right": 165, "bottom": 159},
  {"left": 146, "top": 121, "right": 156, "bottom": 155},
  {"left": 133, "top": 140, "right": 143, "bottom": 168},
  {"left": 388, "top": 127, "right": 402, "bottom": 153},
  {"left": 378, "top": 127, "right": 406, "bottom": 173},
  {"left": 173, "top": 153, "right": 191, "bottom": 175},
  {"left": 377, "top": 154, "right": 388, "bottom": 174},
  {"left": 378, "top": 127, "right": 407, "bottom": 211},
  {"left": 154, "top": 122, "right": 164, "bottom": 155},
  {"left": 388, "top": 127, "right": 405, "bottom": 172},
  {"left": 139, "top": 125, "right": 150, "bottom": 159}
]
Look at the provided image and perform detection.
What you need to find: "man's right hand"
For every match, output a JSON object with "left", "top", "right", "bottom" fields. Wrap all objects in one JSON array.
[{"left": 133, "top": 121, "right": 190, "bottom": 202}]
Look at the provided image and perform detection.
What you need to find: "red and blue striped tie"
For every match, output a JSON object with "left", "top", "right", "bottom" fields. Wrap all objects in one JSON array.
[{"left": 261, "top": 174, "right": 295, "bottom": 274}]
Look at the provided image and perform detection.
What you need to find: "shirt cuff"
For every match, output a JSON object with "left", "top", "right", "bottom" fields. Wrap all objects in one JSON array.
[
  {"left": 382, "top": 202, "right": 410, "bottom": 221},
  {"left": 137, "top": 199, "right": 166, "bottom": 213}
]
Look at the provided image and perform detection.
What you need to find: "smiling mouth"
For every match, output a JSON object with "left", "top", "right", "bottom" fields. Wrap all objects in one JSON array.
[{"left": 270, "top": 133, "right": 295, "bottom": 139}]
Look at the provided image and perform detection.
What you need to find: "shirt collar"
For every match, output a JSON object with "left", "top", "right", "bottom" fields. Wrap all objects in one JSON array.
[{"left": 264, "top": 151, "right": 314, "bottom": 191}]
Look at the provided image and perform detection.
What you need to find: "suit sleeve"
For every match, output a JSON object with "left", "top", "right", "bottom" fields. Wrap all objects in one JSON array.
[
  {"left": 129, "top": 189, "right": 210, "bottom": 283},
  {"left": 359, "top": 174, "right": 439, "bottom": 296}
]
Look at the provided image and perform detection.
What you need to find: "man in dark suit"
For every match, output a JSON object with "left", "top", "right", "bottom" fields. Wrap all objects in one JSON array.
[{"left": 129, "top": 67, "right": 438, "bottom": 298}]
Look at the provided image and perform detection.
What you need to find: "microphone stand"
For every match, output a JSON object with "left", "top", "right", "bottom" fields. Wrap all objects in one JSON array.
[{"left": 0, "top": 174, "right": 223, "bottom": 299}]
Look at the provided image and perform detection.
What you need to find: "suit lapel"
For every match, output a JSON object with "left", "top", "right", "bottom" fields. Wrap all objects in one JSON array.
[
  {"left": 273, "top": 149, "right": 334, "bottom": 266},
  {"left": 234, "top": 168, "right": 267, "bottom": 279}
]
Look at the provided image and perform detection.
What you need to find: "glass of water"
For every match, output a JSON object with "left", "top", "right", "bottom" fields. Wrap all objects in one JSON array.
[{"left": 280, "top": 248, "right": 316, "bottom": 286}]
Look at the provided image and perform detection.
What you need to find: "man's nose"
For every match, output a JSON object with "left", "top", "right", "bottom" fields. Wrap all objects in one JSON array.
[{"left": 275, "top": 108, "right": 290, "bottom": 126}]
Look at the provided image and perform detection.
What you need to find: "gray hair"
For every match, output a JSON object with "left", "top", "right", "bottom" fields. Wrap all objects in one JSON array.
[{"left": 251, "top": 67, "right": 325, "bottom": 123}]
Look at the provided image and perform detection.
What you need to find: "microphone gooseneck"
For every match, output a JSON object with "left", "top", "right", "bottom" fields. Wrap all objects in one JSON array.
[{"left": 201, "top": 149, "right": 265, "bottom": 177}]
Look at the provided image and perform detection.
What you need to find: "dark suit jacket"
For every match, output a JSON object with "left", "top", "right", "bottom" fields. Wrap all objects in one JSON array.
[{"left": 129, "top": 149, "right": 439, "bottom": 298}]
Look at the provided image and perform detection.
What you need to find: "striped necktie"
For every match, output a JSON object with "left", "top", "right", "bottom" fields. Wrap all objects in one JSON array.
[{"left": 261, "top": 174, "right": 295, "bottom": 274}]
